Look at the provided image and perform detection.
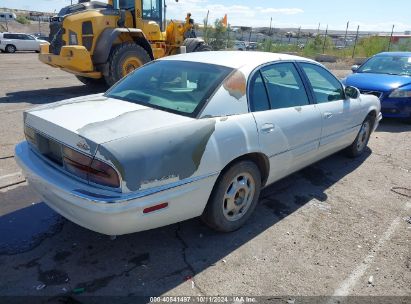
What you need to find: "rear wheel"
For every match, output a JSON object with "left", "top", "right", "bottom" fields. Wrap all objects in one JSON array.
[
  {"left": 201, "top": 161, "right": 261, "bottom": 232},
  {"left": 75, "top": 76, "right": 108, "bottom": 90},
  {"left": 5, "top": 44, "right": 16, "bottom": 53},
  {"left": 346, "top": 116, "right": 373, "bottom": 157},
  {"left": 105, "top": 42, "right": 151, "bottom": 87}
]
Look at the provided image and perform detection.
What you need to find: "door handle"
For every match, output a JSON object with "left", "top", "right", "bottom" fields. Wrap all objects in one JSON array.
[
  {"left": 261, "top": 123, "right": 275, "bottom": 133},
  {"left": 324, "top": 112, "right": 333, "bottom": 119}
]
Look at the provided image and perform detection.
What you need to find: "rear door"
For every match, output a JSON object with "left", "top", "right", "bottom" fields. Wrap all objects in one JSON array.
[
  {"left": 249, "top": 62, "right": 322, "bottom": 184},
  {"left": 299, "top": 63, "right": 362, "bottom": 153}
]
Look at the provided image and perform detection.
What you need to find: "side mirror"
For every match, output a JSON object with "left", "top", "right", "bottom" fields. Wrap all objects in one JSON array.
[
  {"left": 351, "top": 65, "right": 360, "bottom": 73},
  {"left": 345, "top": 86, "right": 360, "bottom": 99}
]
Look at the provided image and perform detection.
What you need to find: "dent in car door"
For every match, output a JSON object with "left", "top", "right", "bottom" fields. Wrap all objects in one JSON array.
[
  {"left": 249, "top": 62, "right": 322, "bottom": 184},
  {"left": 299, "top": 63, "right": 362, "bottom": 152}
]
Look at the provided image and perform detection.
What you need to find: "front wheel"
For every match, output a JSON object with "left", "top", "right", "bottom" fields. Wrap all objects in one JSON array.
[
  {"left": 201, "top": 161, "right": 261, "bottom": 232},
  {"left": 5, "top": 45, "right": 16, "bottom": 53},
  {"left": 346, "top": 116, "right": 373, "bottom": 157}
]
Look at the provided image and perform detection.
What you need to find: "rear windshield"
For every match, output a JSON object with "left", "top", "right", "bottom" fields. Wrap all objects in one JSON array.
[
  {"left": 358, "top": 55, "right": 411, "bottom": 76},
  {"left": 105, "top": 60, "right": 232, "bottom": 117}
]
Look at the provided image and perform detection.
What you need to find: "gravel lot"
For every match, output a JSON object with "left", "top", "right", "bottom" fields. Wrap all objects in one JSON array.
[{"left": 0, "top": 53, "right": 410, "bottom": 302}]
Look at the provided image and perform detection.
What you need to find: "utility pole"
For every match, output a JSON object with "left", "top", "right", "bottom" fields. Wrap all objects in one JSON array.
[
  {"left": 352, "top": 25, "right": 360, "bottom": 58},
  {"left": 388, "top": 24, "right": 395, "bottom": 51},
  {"left": 344, "top": 21, "right": 349, "bottom": 47}
]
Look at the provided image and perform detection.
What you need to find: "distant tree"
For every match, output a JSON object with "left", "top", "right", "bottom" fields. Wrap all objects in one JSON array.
[
  {"left": 209, "top": 18, "right": 228, "bottom": 50},
  {"left": 15, "top": 15, "right": 30, "bottom": 25}
]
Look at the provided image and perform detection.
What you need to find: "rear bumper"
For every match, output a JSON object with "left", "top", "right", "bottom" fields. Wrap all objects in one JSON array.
[
  {"left": 15, "top": 141, "right": 217, "bottom": 235},
  {"left": 38, "top": 44, "right": 102, "bottom": 79}
]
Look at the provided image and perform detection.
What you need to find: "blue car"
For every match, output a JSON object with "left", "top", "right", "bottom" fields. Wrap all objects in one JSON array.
[{"left": 343, "top": 52, "right": 411, "bottom": 122}]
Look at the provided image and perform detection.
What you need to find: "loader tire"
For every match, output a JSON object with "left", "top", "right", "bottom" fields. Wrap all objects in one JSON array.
[
  {"left": 194, "top": 43, "right": 212, "bottom": 52},
  {"left": 183, "top": 38, "right": 211, "bottom": 53},
  {"left": 76, "top": 76, "right": 108, "bottom": 90},
  {"left": 104, "top": 42, "right": 151, "bottom": 87}
]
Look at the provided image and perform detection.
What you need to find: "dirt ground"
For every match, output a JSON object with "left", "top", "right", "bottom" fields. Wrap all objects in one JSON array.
[{"left": 0, "top": 53, "right": 410, "bottom": 302}]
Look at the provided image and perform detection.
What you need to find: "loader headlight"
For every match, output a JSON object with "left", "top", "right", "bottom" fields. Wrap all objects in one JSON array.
[{"left": 69, "top": 30, "right": 78, "bottom": 45}]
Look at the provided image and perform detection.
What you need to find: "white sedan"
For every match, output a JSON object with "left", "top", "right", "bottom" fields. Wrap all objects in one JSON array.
[{"left": 15, "top": 52, "right": 381, "bottom": 235}]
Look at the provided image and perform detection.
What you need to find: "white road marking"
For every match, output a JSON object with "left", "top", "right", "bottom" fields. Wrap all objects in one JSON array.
[
  {"left": 0, "top": 172, "right": 22, "bottom": 180},
  {"left": 330, "top": 202, "right": 411, "bottom": 299}
]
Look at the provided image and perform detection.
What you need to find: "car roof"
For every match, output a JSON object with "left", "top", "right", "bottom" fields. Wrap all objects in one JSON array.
[
  {"left": 159, "top": 51, "right": 316, "bottom": 69},
  {"left": 376, "top": 52, "right": 411, "bottom": 57}
]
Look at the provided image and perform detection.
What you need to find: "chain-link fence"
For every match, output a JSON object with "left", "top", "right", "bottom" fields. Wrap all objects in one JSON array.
[{"left": 198, "top": 24, "right": 411, "bottom": 61}]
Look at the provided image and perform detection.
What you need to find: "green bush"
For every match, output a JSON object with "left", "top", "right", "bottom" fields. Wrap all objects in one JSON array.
[
  {"left": 357, "top": 36, "right": 389, "bottom": 57},
  {"left": 15, "top": 15, "right": 30, "bottom": 25}
]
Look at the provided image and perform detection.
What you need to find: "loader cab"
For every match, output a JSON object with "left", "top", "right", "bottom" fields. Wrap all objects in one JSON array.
[{"left": 119, "top": 0, "right": 163, "bottom": 30}]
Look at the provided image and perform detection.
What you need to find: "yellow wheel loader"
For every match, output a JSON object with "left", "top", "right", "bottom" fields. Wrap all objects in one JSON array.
[{"left": 39, "top": 0, "right": 211, "bottom": 87}]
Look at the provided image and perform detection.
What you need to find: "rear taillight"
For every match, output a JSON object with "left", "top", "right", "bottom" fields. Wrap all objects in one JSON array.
[
  {"left": 89, "top": 158, "right": 120, "bottom": 188},
  {"left": 62, "top": 146, "right": 120, "bottom": 188}
]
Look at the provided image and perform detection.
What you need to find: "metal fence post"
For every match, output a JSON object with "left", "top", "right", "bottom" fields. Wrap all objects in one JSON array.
[
  {"left": 388, "top": 24, "right": 395, "bottom": 51},
  {"left": 352, "top": 25, "right": 360, "bottom": 59},
  {"left": 344, "top": 21, "right": 349, "bottom": 47},
  {"left": 322, "top": 24, "right": 328, "bottom": 53}
]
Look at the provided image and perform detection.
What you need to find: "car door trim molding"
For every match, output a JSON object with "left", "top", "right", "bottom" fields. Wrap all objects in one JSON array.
[{"left": 267, "top": 137, "right": 321, "bottom": 159}]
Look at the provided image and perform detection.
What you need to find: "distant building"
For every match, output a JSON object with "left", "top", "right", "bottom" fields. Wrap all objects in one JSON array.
[
  {"left": 378, "top": 33, "right": 411, "bottom": 44},
  {"left": 0, "top": 11, "right": 16, "bottom": 21}
]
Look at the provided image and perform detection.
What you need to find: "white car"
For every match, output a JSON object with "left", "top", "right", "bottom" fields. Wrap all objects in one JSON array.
[
  {"left": 234, "top": 41, "right": 247, "bottom": 51},
  {"left": 15, "top": 52, "right": 381, "bottom": 235},
  {"left": 0, "top": 33, "right": 49, "bottom": 53}
]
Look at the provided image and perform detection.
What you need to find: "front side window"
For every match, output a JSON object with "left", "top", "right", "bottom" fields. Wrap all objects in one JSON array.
[
  {"left": 301, "top": 63, "right": 345, "bottom": 103},
  {"left": 106, "top": 60, "right": 232, "bottom": 117},
  {"left": 260, "top": 63, "right": 310, "bottom": 109}
]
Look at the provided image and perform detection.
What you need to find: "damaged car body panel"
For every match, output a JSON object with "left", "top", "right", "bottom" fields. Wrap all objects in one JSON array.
[{"left": 15, "top": 51, "right": 382, "bottom": 235}]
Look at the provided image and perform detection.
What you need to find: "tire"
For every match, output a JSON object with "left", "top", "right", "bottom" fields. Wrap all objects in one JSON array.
[
  {"left": 194, "top": 43, "right": 212, "bottom": 52},
  {"left": 345, "top": 116, "right": 373, "bottom": 158},
  {"left": 5, "top": 44, "right": 16, "bottom": 53},
  {"left": 76, "top": 75, "right": 108, "bottom": 90},
  {"left": 182, "top": 38, "right": 212, "bottom": 53},
  {"left": 201, "top": 161, "right": 262, "bottom": 232},
  {"left": 182, "top": 38, "right": 200, "bottom": 53},
  {"left": 104, "top": 42, "right": 151, "bottom": 87}
]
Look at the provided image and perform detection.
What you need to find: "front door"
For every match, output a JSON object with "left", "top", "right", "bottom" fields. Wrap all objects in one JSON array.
[
  {"left": 299, "top": 63, "right": 362, "bottom": 153},
  {"left": 249, "top": 62, "right": 322, "bottom": 184}
]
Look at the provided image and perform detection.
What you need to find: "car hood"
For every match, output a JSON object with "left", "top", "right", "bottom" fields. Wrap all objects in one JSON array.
[
  {"left": 345, "top": 72, "right": 411, "bottom": 92},
  {"left": 24, "top": 93, "right": 193, "bottom": 155}
]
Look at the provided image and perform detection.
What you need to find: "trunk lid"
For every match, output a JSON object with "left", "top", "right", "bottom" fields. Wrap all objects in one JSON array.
[{"left": 24, "top": 93, "right": 194, "bottom": 156}]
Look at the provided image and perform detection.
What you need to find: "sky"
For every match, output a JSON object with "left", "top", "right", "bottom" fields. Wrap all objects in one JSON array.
[{"left": 0, "top": 0, "right": 410, "bottom": 32}]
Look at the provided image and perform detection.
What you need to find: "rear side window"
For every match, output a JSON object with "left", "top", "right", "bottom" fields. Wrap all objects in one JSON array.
[
  {"left": 260, "top": 63, "right": 310, "bottom": 109},
  {"left": 249, "top": 72, "right": 270, "bottom": 112},
  {"left": 300, "top": 63, "right": 345, "bottom": 103}
]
